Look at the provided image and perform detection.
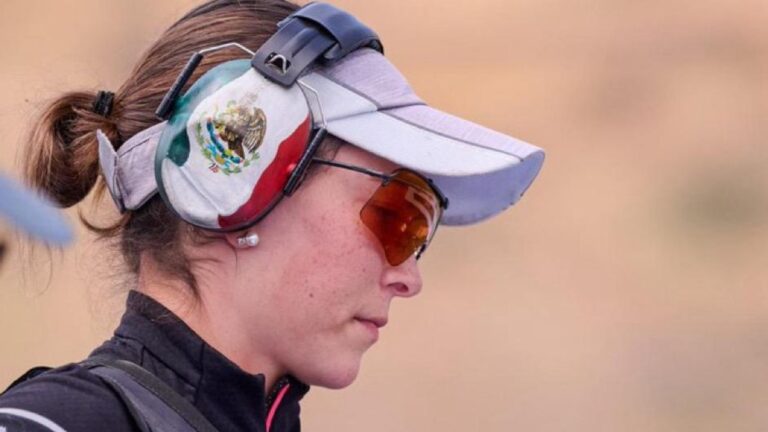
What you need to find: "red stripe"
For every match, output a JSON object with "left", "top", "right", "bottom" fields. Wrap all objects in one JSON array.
[
  {"left": 266, "top": 383, "right": 291, "bottom": 432},
  {"left": 218, "top": 116, "right": 311, "bottom": 229}
]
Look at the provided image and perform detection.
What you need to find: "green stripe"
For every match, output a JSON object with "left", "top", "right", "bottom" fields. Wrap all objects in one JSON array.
[
  {"left": 156, "top": 59, "right": 252, "bottom": 167},
  {"left": 154, "top": 59, "right": 252, "bottom": 223}
]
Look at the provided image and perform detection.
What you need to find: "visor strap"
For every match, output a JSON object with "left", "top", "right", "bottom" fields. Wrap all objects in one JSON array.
[{"left": 97, "top": 122, "right": 167, "bottom": 212}]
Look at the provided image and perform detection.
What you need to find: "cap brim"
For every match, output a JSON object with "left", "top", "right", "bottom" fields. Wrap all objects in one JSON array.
[
  {"left": 327, "top": 105, "right": 544, "bottom": 225},
  {"left": 0, "top": 173, "right": 73, "bottom": 245},
  {"left": 303, "top": 49, "right": 545, "bottom": 226}
]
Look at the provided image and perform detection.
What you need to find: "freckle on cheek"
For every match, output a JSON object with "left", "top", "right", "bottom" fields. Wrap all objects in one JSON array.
[{"left": 309, "top": 292, "right": 314, "bottom": 298}]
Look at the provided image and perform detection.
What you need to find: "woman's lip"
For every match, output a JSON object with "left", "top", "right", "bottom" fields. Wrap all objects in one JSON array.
[
  {"left": 355, "top": 316, "right": 388, "bottom": 328},
  {"left": 355, "top": 318, "right": 380, "bottom": 341}
]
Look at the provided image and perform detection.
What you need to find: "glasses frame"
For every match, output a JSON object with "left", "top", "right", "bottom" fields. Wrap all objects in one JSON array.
[{"left": 310, "top": 157, "right": 449, "bottom": 263}]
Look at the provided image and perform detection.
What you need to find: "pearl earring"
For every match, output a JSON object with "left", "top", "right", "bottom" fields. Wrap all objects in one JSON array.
[{"left": 236, "top": 232, "right": 260, "bottom": 248}]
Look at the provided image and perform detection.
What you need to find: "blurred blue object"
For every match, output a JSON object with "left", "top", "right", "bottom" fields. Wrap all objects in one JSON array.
[{"left": 0, "top": 172, "right": 73, "bottom": 245}]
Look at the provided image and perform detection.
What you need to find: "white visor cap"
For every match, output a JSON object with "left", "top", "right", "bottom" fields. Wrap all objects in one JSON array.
[{"left": 301, "top": 48, "right": 545, "bottom": 226}]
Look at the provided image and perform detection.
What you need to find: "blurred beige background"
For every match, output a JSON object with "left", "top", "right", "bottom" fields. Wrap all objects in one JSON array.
[{"left": 1, "top": 0, "right": 767, "bottom": 431}]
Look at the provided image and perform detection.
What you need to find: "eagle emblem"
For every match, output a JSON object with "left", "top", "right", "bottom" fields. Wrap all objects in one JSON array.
[{"left": 195, "top": 100, "right": 266, "bottom": 175}]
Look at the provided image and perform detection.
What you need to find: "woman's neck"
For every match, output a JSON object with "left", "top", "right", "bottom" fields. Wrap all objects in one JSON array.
[{"left": 136, "top": 254, "right": 287, "bottom": 394}]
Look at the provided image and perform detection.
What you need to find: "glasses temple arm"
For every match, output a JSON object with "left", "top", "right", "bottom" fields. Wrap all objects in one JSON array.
[{"left": 310, "top": 158, "right": 392, "bottom": 182}]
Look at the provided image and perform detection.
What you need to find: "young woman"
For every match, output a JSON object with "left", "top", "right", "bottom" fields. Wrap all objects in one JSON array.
[{"left": 0, "top": 0, "right": 544, "bottom": 431}]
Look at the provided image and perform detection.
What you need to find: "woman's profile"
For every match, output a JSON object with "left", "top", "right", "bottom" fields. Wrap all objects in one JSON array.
[{"left": 0, "top": 1, "right": 544, "bottom": 431}]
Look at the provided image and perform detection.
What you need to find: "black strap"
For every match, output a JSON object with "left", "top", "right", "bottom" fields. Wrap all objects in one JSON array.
[
  {"left": 83, "top": 357, "right": 219, "bottom": 432},
  {"left": 90, "top": 369, "right": 153, "bottom": 432},
  {"left": 252, "top": 2, "right": 382, "bottom": 86}
]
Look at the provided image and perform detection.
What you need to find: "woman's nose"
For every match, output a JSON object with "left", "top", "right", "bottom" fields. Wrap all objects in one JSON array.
[{"left": 383, "top": 255, "right": 423, "bottom": 298}]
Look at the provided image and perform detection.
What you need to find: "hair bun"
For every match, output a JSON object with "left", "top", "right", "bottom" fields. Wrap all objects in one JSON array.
[{"left": 25, "top": 91, "right": 117, "bottom": 208}]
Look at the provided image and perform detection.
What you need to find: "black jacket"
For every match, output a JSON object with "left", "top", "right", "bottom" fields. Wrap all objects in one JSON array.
[{"left": 0, "top": 290, "right": 310, "bottom": 431}]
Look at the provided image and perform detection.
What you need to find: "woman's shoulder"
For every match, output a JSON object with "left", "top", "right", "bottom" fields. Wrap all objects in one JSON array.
[{"left": 0, "top": 362, "right": 139, "bottom": 431}]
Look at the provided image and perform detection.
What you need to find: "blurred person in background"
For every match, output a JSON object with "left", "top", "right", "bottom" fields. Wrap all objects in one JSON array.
[
  {"left": 0, "top": 172, "right": 73, "bottom": 266},
  {"left": 0, "top": 0, "right": 544, "bottom": 431}
]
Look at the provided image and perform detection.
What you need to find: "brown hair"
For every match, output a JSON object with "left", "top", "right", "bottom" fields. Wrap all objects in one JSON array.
[{"left": 24, "top": 0, "right": 338, "bottom": 294}]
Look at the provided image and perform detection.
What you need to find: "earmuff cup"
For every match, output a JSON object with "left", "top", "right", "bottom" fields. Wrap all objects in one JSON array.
[{"left": 154, "top": 59, "right": 314, "bottom": 231}]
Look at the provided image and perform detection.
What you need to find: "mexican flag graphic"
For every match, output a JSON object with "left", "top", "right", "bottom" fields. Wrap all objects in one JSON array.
[{"left": 155, "top": 60, "right": 311, "bottom": 230}]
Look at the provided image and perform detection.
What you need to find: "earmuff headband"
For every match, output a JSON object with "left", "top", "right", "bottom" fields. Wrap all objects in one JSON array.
[
  {"left": 252, "top": 2, "right": 383, "bottom": 87},
  {"left": 156, "top": 3, "right": 382, "bottom": 120}
]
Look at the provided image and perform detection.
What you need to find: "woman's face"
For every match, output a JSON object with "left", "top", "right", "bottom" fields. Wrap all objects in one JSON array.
[{"left": 225, "top": 143, "right": 424, "bottom": 389}]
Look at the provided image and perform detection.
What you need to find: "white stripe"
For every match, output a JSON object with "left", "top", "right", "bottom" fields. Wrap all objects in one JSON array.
[{"left": 0, "top": 408, "right": 67, "bottom": 432}]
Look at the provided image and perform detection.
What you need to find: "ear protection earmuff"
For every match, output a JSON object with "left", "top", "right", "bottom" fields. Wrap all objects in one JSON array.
[{"left": 153, "top": 2, "right": 383, "bottom": 232}]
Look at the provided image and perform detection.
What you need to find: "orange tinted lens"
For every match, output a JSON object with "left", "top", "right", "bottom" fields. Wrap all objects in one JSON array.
[{"left": 360, "top": 170, "right": 441, "bottom": 266}]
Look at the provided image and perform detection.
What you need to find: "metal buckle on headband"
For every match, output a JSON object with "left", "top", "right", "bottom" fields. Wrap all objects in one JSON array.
[{"left": 252, "top": 2, "right": 383, "bottom": 87}]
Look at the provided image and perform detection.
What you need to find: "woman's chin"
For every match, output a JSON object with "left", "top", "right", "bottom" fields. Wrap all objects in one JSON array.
[
  {"left": 298, "top": 358, "right": 362, "bottom": 389},
  {"left": 319, "top": 373, "right": 358, "bottom": 390}
]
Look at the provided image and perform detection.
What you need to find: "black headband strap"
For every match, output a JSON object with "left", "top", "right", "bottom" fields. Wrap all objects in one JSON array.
[
  {"left": 252, "top": 2, "right": 383, "bottom": 87},
  {"left": 155, "top": 2, "right": 383, "bottom": 119}
]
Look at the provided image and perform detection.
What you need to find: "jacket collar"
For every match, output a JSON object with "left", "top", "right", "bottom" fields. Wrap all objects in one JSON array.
[{"left": 108, "top": 290, "right": 310, "bottom": 432}]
